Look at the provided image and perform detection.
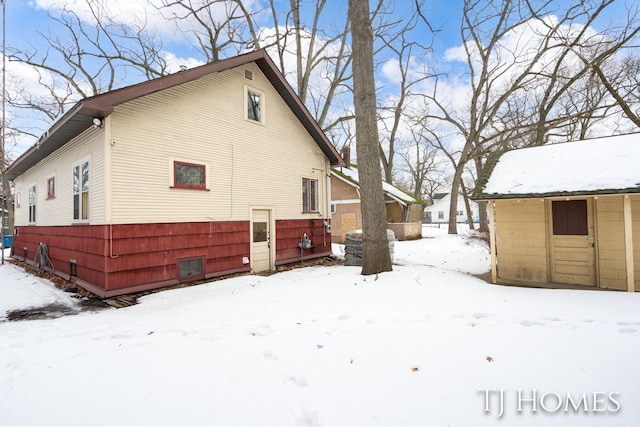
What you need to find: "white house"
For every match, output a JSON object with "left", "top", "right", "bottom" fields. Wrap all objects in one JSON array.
[{"left": 424, "top": 192, "right": 480, "bottom": 224}]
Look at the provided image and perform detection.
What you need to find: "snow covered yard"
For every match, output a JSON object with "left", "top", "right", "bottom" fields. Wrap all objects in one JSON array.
[{"left": 1, "top": 227, "right": 639, "bottom": 426}]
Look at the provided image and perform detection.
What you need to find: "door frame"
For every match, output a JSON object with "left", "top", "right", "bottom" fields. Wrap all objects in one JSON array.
[
  {"left": 545, "top": 198, "right": 598, "bottom": 286},
  {"left": 250, "top": 207, "right": 275, "bottom": 272}
]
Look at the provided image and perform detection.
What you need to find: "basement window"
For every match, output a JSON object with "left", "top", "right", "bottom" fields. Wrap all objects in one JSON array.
[{"left": 178, "top": 256, "right": 205, "bottom": 280}]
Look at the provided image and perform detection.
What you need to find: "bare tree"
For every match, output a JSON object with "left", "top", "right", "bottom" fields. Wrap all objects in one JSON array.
[
  {"left": 157, "top": 0, "right": 259, "bottom": 61},
  {"left": 8, "top": 2, "right": 166, "bottom": 138},
  {"left": 421, "top": 0, "right": 637, "bottom": 234},
  {"left": 348, "top": 0, "right": 392, "bottom": 275}
]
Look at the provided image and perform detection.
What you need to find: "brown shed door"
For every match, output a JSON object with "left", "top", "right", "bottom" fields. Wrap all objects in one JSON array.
[{"left": 549, "top": 200, "right": 596, "bottom": 286}]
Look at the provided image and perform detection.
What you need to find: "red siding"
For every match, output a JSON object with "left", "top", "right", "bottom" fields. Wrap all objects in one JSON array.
[
  {"left": 12, "top": 218, "right": 332, "bottom": 297},
  {"left": 275, "top": 218, "right": 332, "bottom": 264}
]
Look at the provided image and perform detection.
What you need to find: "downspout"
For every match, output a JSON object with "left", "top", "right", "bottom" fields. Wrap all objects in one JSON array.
[
  {"left": 104, "top": 116, "right": 118, "bottom": 259},
  {"left": 324, "top": 158, "right": 330, "bottom": 247}
]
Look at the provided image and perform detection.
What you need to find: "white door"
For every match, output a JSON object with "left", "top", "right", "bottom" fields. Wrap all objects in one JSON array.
[{"left": 251, "top": 209, "right": 272, "bottom": 272}]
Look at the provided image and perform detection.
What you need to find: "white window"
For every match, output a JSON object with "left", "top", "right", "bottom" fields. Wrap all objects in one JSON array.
[
  {"left": 73, "top": 160, "right": 90, "bottom": 221},
  {"left": 28, "top": 185, "right": 37, "bottom": 223},
  {"left": 47, "top": 176, "right": 56, "bottom": 199},
  {"left": 246, "top": 86, "right": 264, "bottom": 124},
  {"left": 302, "top": 178, "right": 318, "bottom": 212}
]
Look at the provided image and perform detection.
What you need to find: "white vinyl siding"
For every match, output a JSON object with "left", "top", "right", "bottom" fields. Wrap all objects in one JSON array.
[
  {"left": 109, "top": 62, "right": 329, "bottom": 224},
  {"left": 12, "top": 127, "right": 105, "bottom": 227}
]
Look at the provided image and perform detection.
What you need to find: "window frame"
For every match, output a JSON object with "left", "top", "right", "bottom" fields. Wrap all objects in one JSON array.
[
  {"left": 177, "top": 256, "right": 205, "bottom": 281},
  {"left": 245, "top": 85, "right": 265, "bottom": 125},
  {"left": 171, "top": 160, "right": 208, "bottom": 190},
  {"left": 46, "top": 176, "right": 56, "bottom": 199},
  {"left": 73, "top": 159, "right": 90, "bottom": 222},
  {"left": 28, "top": 184, "right": 37, "bottom": 224},
  {"left": 302, "top": 178, "right": 319, "bottom": 213}
]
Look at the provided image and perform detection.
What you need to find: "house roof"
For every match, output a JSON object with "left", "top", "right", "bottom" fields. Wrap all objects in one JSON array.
[
  {"left": 331, "top": 166, "right": 423, "bottom": 205},
  {"left": 6, "top": 49, "right": 344, "bottom": 180},
  {"left": 476, "top": 133, "right": 640, "bottom": 200}
]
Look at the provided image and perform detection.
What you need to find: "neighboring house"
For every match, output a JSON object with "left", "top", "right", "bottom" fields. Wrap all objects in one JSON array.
[
  {"left": 424, "top": 192, "right": 480, "bottom": 224},
  {"left": 475, "top": 133, "right": 640, "bottom": 292},
  {"left": 6, "top": 49, "right": 343, "bottom": 297},
  {"left": 331, "top": 149, "right": 424, "bottom": 243}
]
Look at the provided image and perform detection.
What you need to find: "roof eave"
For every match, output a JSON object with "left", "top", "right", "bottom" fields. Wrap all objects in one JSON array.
[{"left": 475, "top": 188, "right": 640, "bottom": 201}]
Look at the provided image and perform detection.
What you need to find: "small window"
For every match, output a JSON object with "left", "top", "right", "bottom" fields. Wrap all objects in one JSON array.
[
  {"left": 302, "top": 178, "right": 318, "bottom": 212},
  {"left": 253, "top": 222, "right": 267, "bottom": 242},
  {"left": 244, "top": 69, "right": 253, "bottom": 80},
  {"left": 28, "top": 185, "right": 37, "bottom": 223},
  {"left": 457, "top": 210, "right": 464, "bottom": 216},
  {"left": 438, "top": 211, "right": 444, "bottom": 219},
  {"left": 331, "top": 203, "right": 336, "bottom": 214},
  {"left": 247, "top": 88, "right": 262, "bottom": 123},
  {"left": 552, "top": 200, "right": 588, "bottom": 235},
  {"left": 173, "top": 161, "right": 207, "bottom": 190},
  {"left": 178, "top": 257, "right": 204, "bottom": 280},
  {"left": 47, "top": 177, "right": 56, "bottom": 199}
]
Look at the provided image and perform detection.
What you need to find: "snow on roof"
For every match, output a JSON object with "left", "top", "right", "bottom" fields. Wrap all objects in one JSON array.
[
  {"left": 332, "top": 166, "right": 422, "bottom": 204},
  {"left": 481, "top": 133, "right": 640, "bottom": 198}
]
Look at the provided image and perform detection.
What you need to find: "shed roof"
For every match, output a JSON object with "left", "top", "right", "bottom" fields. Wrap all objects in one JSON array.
[
  {"left": 6, "top": 49, "right": 343, "bottom": 179},
  {"left": 476, "top": 133, "right": 640, "bottom": 200},
  {"left": 331, "top": 166, "right": 423, "bottom": 205}
]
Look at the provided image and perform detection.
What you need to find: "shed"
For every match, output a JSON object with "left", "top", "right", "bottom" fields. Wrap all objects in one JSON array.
[{"left": 476, "top": 133, "right": 640, "bottom": 292}]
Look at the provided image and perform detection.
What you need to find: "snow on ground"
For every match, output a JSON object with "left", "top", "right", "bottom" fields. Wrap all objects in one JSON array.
[{"left": 1, "top": 226, "right": 639, "bottom": 426}]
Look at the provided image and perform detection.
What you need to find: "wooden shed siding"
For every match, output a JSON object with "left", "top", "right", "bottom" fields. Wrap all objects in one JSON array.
[
  {"left": 13, "top": 128, "right": 106, "bottom": 227},
  {"left": 494, "top": 200, "right": 548, "bottom": 282},
  {"left": 595, "top": 197, "right": 627, "bottom": 290},
  {"left": 109, "top": 63, "right": 329, "bottom": 225},
  {"left": 631, "top": 196, "right": 640, "bottom": 291}
]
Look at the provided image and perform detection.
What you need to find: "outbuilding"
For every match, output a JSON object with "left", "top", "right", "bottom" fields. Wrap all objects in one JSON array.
[{"left": 476, "top": 133, "right": 640, "bottom": 292}]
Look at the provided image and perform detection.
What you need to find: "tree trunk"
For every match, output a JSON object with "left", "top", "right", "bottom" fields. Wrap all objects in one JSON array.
[
  {"left": 447, "top": 163, "right": 465, "bottom": 234},
  {"left": 348, "top": 0, "right": 392, "bottom": 275},
  {"left": 460, "top": 181, "right": 474, "bottom": 231},
  {"left": 473, "top": 157, "right": 489, "bottom": 233}
]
